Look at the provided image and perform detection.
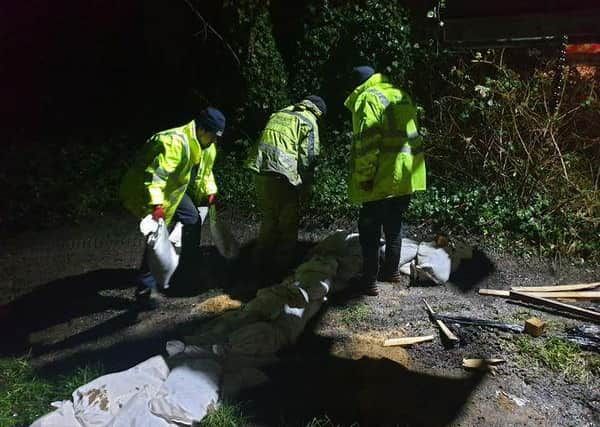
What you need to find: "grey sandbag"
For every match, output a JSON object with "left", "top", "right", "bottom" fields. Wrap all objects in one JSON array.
[{"left": 208, "top": 205, "right": 240, "bottom": 259}]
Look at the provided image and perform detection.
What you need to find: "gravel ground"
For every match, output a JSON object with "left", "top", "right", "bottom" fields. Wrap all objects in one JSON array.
[{"left": 1, "top": 209, "right": 598, "bottom": 426}]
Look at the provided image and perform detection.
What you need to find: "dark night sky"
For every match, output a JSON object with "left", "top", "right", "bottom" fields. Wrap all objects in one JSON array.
[{"left": 2, "top": 0, "right": 599, "bottom": 140}]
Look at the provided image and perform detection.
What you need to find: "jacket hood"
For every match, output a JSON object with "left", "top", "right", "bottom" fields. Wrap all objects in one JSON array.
[
  {"left": 344, "top": 73, "right": 389, "bottom": 110},
  {"left": 296, "top": 99, "right": 323, "bottom": 118}
]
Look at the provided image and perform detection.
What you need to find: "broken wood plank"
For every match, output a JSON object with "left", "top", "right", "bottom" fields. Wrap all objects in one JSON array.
[
  {"left": 434, "top": 314, "right": 524, "bottom": 333},
  {"left": 383, "top": 335, "right": 435, "bottom": 347},
  {"left": 479, "top": 289, "right": 600, "bottom": 300},
  {"left": 463, "top": 358, "right": 505, "bottom": 369},
  {"left": 512, "top": 282, "right": 599, "bottom": 292},
  {"left": 524, "top": 317, "right": 545, "bottom": 337},
  {"left": 423, "top": 299, "right": 460, "bottom": 342},
  {"left": 509, "top": 291, "right": 600, "bottom": 322}
]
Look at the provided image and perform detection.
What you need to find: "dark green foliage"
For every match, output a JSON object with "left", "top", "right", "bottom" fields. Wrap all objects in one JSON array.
[
  {"left": 227, "top": 1, "right": 290, "bottom": 134},
  {"left": 421, "top": 50, "right": 600, "bottom": 257},
  {"left": 290, "top": 0, "right": 417, "bottom": 122}
]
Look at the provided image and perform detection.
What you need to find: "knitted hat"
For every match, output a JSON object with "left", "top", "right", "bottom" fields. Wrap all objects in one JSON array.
[
  {"left": 197, "top": 107, "right": 226, "bottom": 136},
  {"left": 351, "top": 65, "right": 375, "bottom": 86}
]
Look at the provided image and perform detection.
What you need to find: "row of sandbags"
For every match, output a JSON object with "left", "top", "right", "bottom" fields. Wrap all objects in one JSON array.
[{"left": 32, "top": 231, "right": 471, "bottom": 426}]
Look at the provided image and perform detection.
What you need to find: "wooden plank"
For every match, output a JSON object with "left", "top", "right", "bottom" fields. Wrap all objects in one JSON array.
[
  {"left": 512, "top": 282, "right": 600, "bottom": 292},
  {"left": 509, "top": 291, "right": 600, "bottom": 322},
  {"left": 479, "top": 289, "right": 510, "bottom": 297},
  {"left": 463, "top": 358, "right": 505, "bottom": 369},
  {"left": 423, "top": 299, "right": 460, "bottom": 342},
  {"left": 528, "top": 291, "right": 600, "bottom": 300},
  {"left": 383, "top": 335, "right": 435, "bottom": 347},
  {"left": 479, "top": 289, "right": 600, "bottom": 300}
]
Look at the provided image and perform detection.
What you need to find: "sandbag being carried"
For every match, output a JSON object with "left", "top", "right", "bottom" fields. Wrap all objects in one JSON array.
[
  {"left": 140, "top": 215, "right": 179, "bottom": 288},
  {"left": 208, "top": 205, "right": 240, "bottom": 259}
]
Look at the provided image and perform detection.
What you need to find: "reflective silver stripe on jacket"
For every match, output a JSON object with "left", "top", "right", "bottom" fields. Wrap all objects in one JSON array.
[
  {"left": 379, "top": 143, "right": 424, "bottom": 155},
  {"left": 407, "top": 129, "right": 420, "bottom": 140},
  {"left": 258, "top": 142, "right": 298, "bottom": 171},
  {"left": 282, "top": 111, "right": 315, "bottom": 163},
  {"left": 366, "top": 88, "right": 390, "bottom": 107},
  {"left": 152, "top": 166, "right": 169, "bottom": 184}
]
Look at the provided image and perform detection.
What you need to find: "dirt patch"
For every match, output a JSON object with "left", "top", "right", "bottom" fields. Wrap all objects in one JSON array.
[
  {"left": 193, "top": 295, "right": 242, "bottom": 315},
  {"left": 3, "top": 211, "right": 600, "bottom": 426},
  {"left": 82, "top": 387, "right": 109, "bottom": 411},
  {"left": 330, "top": 330, "right": 410, "bottom": 367}
]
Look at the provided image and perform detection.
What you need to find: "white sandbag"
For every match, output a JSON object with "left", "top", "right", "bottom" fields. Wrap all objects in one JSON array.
[
  {"left": 381, "top": 238, "right": 419, "bottom": 269},
  {"left": 226, "top": 322, "right": 288, "bottom": 356},
  {"left": 149, "top": 360, "right": 221, "bottom": 425},
  {"left": 168, "top": 222, "right": 183, "bottom": 254},
  {"left": 208, "top": 206, "right": 240, "bottom": 259},
  {"left": 140, "top": 215, "right": 179, "bottom": 288},
  {"left": 415, "top": 241, "right": 451, "bottom": 284},
  {"left": 221, "top": 367, "right": 269, "bottom": 397},
  {"left": 399, "top": 238, "right": 419, "bottom": 266}
]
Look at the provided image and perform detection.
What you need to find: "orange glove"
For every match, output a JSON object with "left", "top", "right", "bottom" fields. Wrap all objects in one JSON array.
[{"left": 152, "top": 205, "right": 165, "bottom": 220}]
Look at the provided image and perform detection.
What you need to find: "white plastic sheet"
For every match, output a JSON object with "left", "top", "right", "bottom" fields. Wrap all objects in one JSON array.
[
  {"left": 31, "top": 356, "right": 221, "bottom": 427},
  {"left": 149, "top": 360, "right": 221, "bottom": 425}
]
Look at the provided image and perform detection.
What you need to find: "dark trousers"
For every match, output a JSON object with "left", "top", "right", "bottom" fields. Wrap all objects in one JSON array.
[
  {"left": 138, "top": 194, "right": 202, "bottom": 290},
  {"left": 358, "top": 195, "right": 410, "bottom": 283},
  {"left": 254, "top": 173, "right": 300, "bottom": 272}
]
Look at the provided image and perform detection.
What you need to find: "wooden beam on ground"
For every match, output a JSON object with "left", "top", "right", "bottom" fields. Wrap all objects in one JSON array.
[
  {"left": 512, "top": 282, "right": 600, "bottom": 292},
  {"left": 479, "top": 289, "right": 600, "bottom": 300},
  {"left": 509, "top": 291, "right": 600, "bottom": 323},
  {"left": 423, "top": 299, "right": 460, "bottom": 342},
  {"left": 383, "top": 335, "right": 435, "bottom": 347},
  {"left": 479, "top": 289, "right": 510, "bottom": 297},
  {"left": 462, "top": 358, "right": 505, "bottom": 369}
]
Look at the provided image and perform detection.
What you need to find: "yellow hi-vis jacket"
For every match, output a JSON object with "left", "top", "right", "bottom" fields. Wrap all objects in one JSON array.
[
  {"left": 344, "top": 73, "right": 426, "bottom": 204},
  {"left": 246, "top": 100, "right": 321, "bottom": 186},
  {"left": 120, "top": 120, "right": 217, "bottom": 225}
]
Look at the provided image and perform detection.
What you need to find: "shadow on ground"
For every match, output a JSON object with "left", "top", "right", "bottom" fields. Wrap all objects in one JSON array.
[
  {"left": 449, "top": 248, "right": 496, "bottom": 292},
  {"left": 1, "top": 268, "right": 136, "bottom": 356},
  {"left": 241, "top": 332, "right": 485, "bottom": 427}
]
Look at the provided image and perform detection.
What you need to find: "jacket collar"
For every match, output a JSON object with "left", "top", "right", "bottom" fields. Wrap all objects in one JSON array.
[
  {"left": 344, "top": 73, "right": 386, "bottom": 110},
  {"left": 187, "top": 120, "right": 202, "bottom": 164}
]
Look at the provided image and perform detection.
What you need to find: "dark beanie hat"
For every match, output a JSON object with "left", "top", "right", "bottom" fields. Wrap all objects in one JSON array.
[
  {"left": 197, "top": 107, "right": 226, "bottom": 136},
  {"left": 352, "top": 65, "right": 375, "bottom": 86},
  {"left": 305, "top": 95, "right": 327, "bottom": 116}
]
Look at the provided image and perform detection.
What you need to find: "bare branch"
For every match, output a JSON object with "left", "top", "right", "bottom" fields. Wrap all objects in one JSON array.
[{"left": 182, "top": 0, "right": 241, "bottom": 67}]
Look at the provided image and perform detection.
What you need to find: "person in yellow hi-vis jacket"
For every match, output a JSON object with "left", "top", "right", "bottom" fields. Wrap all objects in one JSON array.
[
  {"left": 120, "top": 107, "right": 226, "bottom": 305},
  {"left": 246, "top": 96, "right": 327, "bottom": 279},
  {"left": 345, "top": 66, "right": 426, "bottom": 296}
]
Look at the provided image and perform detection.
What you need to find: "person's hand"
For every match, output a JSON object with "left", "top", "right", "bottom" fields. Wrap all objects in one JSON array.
[
  {"left": 207, "top": 194, "right": 217, "bottom": 206},
  {"left": 360, "top": 181, "right": 374, "bottom": 192},
  {"left": 152, "top": 205, "right": 165, "bottom": 220}
]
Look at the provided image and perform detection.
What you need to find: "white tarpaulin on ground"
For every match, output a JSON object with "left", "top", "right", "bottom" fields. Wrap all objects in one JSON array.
[{"left": 31, "top": 356, "right": 220, "bottom": 427}]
